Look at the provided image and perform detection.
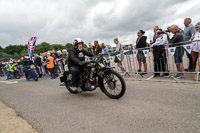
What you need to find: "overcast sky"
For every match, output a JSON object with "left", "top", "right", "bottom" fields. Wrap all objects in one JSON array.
[{"left": 0, "top": 0, "right": 200, "bottom": 47}]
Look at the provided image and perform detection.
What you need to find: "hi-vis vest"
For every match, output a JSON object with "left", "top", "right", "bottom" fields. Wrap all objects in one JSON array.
[
  {"left": 7, "top": 64, "right": 13, "bottom": 71},
  {"left": 47, "top": 56, "right": 54, "bottom": 69}
]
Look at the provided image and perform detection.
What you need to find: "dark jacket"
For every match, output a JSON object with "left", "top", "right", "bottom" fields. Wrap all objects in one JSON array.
[
  {"left": 93, "top": 45, "right": 102, "bottom": 55},
  {"left": 88, "top": 47, "right": 94, "bottom": 53},
  {"left": 170, "top": 31, "right": 184, "bottom": 57},
  {"left": 68, "top": 48, "right": 94, "bottom": 68},
  {"left": 136, "top": 36, "right": 147, "bottom": 49},
  {"left": 34, "top": 56, "right": 42, "bottom": 66},
  {"left": 23, "top": 60, "right": 34, "bottom": 67}
]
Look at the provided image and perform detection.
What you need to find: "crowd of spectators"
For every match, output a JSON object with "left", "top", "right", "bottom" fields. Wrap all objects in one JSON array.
[{"left": 0, "top": 18, "right": 200, "bottom": 81}]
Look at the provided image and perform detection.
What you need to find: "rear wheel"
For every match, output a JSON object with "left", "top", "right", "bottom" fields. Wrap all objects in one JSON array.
[
  {"left": 34, "top": 76, "right": 38, "bottom": 81},
  {"left": 64, "top": 72, "right": 78, "bottom": 94},
  {"left": 99, "top": 70, "right": 126, "bottom": 99},
  {"left": 14, "top": 71, "right": 20, "bottom": 79}
]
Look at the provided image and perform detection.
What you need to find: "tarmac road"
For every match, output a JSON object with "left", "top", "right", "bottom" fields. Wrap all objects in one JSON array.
[{"left": 0, "top": 76, "right": 200, "bottom": 133}]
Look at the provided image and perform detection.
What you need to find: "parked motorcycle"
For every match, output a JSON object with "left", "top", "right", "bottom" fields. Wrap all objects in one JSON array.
[{"left": 60, "top": 56, "right": 126, "bottom": 99}]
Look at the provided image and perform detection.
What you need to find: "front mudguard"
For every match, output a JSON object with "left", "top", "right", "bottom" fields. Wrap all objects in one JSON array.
[{"left": 60, "top": 71, "right": 69, "bottom": 83}]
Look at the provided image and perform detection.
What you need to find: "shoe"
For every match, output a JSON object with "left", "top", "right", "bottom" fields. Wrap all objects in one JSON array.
[
  {"left": 175, "top": 76, "right": 184, "bottom": 80},
  {"left": 172, "top": 75, "right": 179, "bottom": 78},
  {"left": 141, "top": 72, "right": 147, "bottom": 75},
  {"left": 188, "top": 69, "right": 193, "bottom": 72},
  {"left": 138, "top": 69, "right": 141, "bottom": 72},
  {"left": 154, "top": 74, "right": 160, "bottom": 77},
  {"left": 161, "top": 74, "right": 170, "bottom": 77}
]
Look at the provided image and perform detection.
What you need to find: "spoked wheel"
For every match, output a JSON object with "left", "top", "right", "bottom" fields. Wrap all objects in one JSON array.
[
  {"left": 64, "top": 72, "right": 78, "bottom": 94},
  {"left": 100, "top": 70, "right": 126, "bottom": 99}
]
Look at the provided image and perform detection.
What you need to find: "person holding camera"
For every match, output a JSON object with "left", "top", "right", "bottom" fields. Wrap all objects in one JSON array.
[
  {"left": 170, "top": 25, "right": 185, "bottom": 80},
  {"left": 151, "top": 29, "right": 170, "bottom": 77}
]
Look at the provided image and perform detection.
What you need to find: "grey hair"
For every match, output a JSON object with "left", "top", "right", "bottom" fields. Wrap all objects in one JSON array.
[
  {"left": 62, "top": 49, "right": 67, "bottom": 52},
  {"left": 196, "top": 22, "right": 200, "bottom": 27},
  {"left": 185, "top": 18, "right": 191, "bottom": 22}
]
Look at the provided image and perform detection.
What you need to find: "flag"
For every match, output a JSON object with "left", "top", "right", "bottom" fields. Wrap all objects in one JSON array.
[
  {"left": 133, "top": 50, "right": 138, "bottom": 57},
  {"left": 110, "top": 56, "right": 113, "bottom": 61},
  {"left": 142, "top": 50, "right": 149, "bottom": 57},
  {"left": 168, "top": 47, "right": 176, "bottom": 56},
  {"left": 28, "top": 37, "right": 37, "bottom": 60},
  {"left": 183, "top": 43, "right": 192, "bottom": 54}
]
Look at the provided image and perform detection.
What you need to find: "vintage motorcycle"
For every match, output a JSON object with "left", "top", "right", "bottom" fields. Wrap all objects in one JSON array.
[
  {"left": 24, "top": 64, "right": 38, "bottom": 81},
  {"left": 60, "top": 56, "right": 126, "bottom": 99}
]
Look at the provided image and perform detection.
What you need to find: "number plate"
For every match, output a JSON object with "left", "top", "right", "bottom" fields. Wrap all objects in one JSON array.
[{"left": 30, "top": 65, "right": 35, "bottom": 69}]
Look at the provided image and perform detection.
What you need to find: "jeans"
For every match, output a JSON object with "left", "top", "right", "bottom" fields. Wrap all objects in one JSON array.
[{"left": 7, "top": 71, "right": 12, "bottom": 79}]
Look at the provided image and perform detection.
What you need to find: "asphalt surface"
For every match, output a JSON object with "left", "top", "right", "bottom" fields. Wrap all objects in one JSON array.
[{"left": 0, "top": 76, "right": 200, "bottom": 133}]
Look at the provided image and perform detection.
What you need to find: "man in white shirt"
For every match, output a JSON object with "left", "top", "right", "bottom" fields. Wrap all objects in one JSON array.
[{"left": 152, "top": 29, "right": 169, "bottom": 77}]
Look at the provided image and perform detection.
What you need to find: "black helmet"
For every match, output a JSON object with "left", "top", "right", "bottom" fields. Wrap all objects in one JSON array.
[{"left": 73, "top": 38, "right": 84, "bottom": 49}]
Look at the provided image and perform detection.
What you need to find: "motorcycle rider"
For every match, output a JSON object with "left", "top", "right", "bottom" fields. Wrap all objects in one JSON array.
[
  {"left": 68, "top": 38, "right": 94, "bottom": 92},
  {"left": 23, "top": 57, "right": 34, "bottom": 80}
]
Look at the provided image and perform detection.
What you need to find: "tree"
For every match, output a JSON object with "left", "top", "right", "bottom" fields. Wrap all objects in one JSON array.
[
  {"left": 34, "top": 42, "right": 52, "bottom": 54},
  {"left": 65, "top": 43, "right": 73, "bottom": 51},
  {"left": 0, "top": 53, "right": 12, "bottom": 62},
  {"left": 51, "top": 44, "right": 64, "bottom": 51}
]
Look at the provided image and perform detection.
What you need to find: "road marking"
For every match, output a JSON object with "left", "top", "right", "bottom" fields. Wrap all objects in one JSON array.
[
  {"left": 146, "top": 75, "right": 154, "bottom": 80},
  {"left": 0, "top": 81, "right": 18, "bottom": 84}
]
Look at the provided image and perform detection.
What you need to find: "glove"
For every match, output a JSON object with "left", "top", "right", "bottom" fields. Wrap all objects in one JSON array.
[{"left": 79, "top": 61, "right": 87, "bottom": 66}]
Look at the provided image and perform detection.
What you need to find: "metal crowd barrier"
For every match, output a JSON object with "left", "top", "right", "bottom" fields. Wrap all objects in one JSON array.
[{"left": 109, "top": 40, "right": 200, "bottom": 83}]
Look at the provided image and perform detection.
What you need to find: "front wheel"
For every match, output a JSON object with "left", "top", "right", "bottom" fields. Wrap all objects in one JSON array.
[
  {"left": 64, "top": 72, "right": 78, "bottom": 94},
  {"left": 99, "top": 70, "right": 126, "bottom": 99}
]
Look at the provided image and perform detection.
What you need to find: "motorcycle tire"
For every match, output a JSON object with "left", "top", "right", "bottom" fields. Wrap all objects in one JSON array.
[
  {"left": 99, "top": 70, "right": 126, "bottom": 99},
  {"left": 15, "top": 71, "right": 20, "bottom": 79},
  {"left": 39, "top": 74, "right": 42, "bottom": 78},
  {"left": 34, "top": 77, "right": 38, "bottom": 81},
  {"left": 64, "top": 72, "right": 78, "bottom": 94}
]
